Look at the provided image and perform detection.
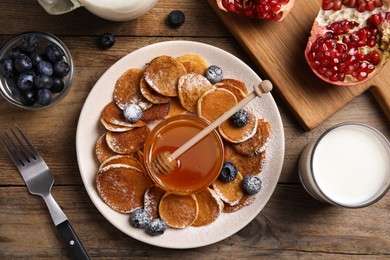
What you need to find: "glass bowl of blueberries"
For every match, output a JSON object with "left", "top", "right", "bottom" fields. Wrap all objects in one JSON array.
[{"left": 0, "top": 32, "right": 73, "bottom": 109}]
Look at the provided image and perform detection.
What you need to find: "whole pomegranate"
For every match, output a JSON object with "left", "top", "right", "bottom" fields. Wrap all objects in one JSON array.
[
  {"left": 216, "top": 0, "right": 296, "bottom": 21},
  {"left": 305, "top": 0, "right": 390, "bottom": 86}
]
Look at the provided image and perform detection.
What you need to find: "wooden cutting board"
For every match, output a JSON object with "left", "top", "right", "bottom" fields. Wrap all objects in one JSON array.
[{"left": 207, "top": 0, "right": 390, "bottom": 130}]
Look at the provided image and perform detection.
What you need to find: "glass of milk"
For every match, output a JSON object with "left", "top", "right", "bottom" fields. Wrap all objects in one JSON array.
[
  {"left": 299, "top": 122, "right": 390, "bottom": 208},
  {"left": 37, "top": 0, "right": 158, "bottom": 21}
]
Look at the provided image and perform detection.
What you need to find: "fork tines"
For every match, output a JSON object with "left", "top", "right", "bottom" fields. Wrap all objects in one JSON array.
[{"left": 0, "top": 126, "right": 37, "bottom": 167}]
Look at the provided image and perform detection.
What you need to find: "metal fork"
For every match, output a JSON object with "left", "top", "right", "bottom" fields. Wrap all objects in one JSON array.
[{"left": 1, "top": 126, "right": 90, "bottom": 260}]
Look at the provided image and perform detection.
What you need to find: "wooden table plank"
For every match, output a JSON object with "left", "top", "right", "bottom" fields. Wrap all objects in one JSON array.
[{"left": 1, "top": 0, "right": 390, "bottom": 259}]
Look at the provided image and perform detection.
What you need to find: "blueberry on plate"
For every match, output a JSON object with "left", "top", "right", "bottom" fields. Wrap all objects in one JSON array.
[
  {"left": 129, "top": 208, "right": 150, "bottom": 228},
  {"left": 231, "top": 109, "right": 249, "bottom": 127},
  {"left": 0, "top": 58, "right": 15, "bottom": 78},
  {"left": 167, "top": 10, "right": 185, "bottom": 28},
  {"left": 45, "top": 44, "right": 64, "bottom": 63},
  {"left": 205, "top": 65, "right": 223, "bottom": 84},
  {"left": 123, "top": 104, "right": 143, "bottom": 123},
  {"left": 36, "top": 88, "right": 52, "bottom": 106},
  {"left": 98, "top": 33, "right": 116, "bottom": 49},
  {"left": 17, "top": 72, "right": 34, "bottom": 91},
  {"left": 53, "top": 61, "right": 70, "bottom": 77},
  {"left": 242, "top": 174, "right": 262, "bottom": 195},
  {"left": 219, "top": 162, "right": 238, "bottom": 182},
  {"left": 147, "top": 218, "right": 167, "bottom": 236},
  {"left": 37, "top": 60, "right": 53, "bottom": 76}
]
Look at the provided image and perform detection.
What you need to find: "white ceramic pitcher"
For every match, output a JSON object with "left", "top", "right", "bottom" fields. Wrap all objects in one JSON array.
[{"left": 38, "top": 0, "right": 158, "bottom": 21}]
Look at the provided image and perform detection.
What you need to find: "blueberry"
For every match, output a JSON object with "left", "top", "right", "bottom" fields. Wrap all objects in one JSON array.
[
  {"left": 123, "top": 104, "right": 143, "bottom": 123},
  {"left": 45, "top": 44, "right": 64, "bottom": 63},
  {"left": 0, "top": 58, "right": 15, "bottom": 78},
  {"left": 53, "top": 61, "right": 70, "bottom": 77},
  {"left": 205, "top": 65, "right": 223, "bottom": 84},
  {"left": 37, "top": 61, "right": 53, "bottom": 76},
  {"left": 29, "top": 51, "right": 45, "bottom": 66},
  {"left": 34, "top": 74, "right": 53, "bottom": 89},
  {"left": 167, "top": 10, "right": 185, "bottom": 28},
  {"left": 17, "top": 72, "right": 34, "bottom": 91},
  {"left": 129, "top": 208, "right": 150, "bottom": 228},
  {"left": 9, "top": 47, "right": 25, "bottom": 60},
  {"left": 51, "top": 77, "right": 64, "bottom": 93},
  {"left": 219, "top": 162, "right": 238, "bottom": 182},
  {"left": 242, "top": 174, "right": 262, "bottom": 195},
  {"left": 98, "top": 33, "right": 116, "bottom": 49},
  {"left": 21, "top": 33, "right": 39, "bottom": 53},
  {"left": 231, "top": 109, "right": 249, "bottom": 127},
  {"left": 147, "top": 218, "right": 167, "bottom": 236},
  {"left": 36, "top": 88, "right": 52, "bottom": 106},
  {"left": 13, "top": 55, "right": 33, "bottom": 73},
  {"left": 20, "top": 89, "right": 36, "bottom": 106}
]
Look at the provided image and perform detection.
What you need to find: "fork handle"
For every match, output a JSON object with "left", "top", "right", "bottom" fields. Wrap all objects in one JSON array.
[{"left": 57, "top": 220, "right": 91, "bottom": 260}]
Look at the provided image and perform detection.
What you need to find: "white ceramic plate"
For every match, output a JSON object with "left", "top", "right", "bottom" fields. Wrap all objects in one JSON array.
[{"left": 76, "top": 41, "right": 285, "bottom": 249}]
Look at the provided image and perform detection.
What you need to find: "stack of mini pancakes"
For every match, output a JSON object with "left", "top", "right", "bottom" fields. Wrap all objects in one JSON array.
[{"left": 94, "top": 53, "right": 271, "bottom": 230}]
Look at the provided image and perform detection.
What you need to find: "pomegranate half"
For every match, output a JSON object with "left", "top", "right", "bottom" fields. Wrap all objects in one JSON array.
[
  {"left": 305, "top": 0, "right": 390, "bottom": 86},
  {"left": 216, "top": 0, "right": 296, "bottom": 21}
]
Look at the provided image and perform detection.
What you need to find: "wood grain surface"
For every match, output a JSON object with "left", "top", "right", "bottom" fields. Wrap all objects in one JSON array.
[
  {"left": 0, "top": 0, "right": 390, "bottom": 259},
  {"left": 208, "top": 0, "right": 390, "bottom": 130}
]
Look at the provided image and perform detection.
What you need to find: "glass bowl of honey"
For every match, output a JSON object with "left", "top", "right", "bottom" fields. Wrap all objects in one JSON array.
[{"left": 144, "top": 114, "right": 224, "bottom": 195}]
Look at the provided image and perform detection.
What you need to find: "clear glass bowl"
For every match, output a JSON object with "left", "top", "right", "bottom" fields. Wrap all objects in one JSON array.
[{"left": 0, "top": 32, "right": 74, "bottom": 110}]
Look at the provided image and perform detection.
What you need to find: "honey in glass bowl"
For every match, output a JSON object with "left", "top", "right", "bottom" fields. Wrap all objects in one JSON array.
[{"left": 144, "top": 114, "right": 224, "bottom": 195}]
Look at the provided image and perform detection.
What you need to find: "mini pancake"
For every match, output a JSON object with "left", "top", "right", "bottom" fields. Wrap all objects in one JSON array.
[
  {"left": 141, "top": 103, "right": 170, "bottom": 122},
  {"left": 101, "top": 102, "right": 145, "bottom": 128},
  {"left": 95, "top": 132, "right": 119, "bottom": 163},
  {"left": 113, "top": 68, "right": 152, "bottom": 110},
  {"left": 166, "top": 98, "right": 188, "bottom": 118},
  {"left": 212, "top": 171, "right": 244, "bottom": 206},
  {"left": 197, "top": 88, "right": 237, "bottom": 123},
  {"left": 192, "top": 188, "right": 224, "bottom": 227},
  {"left": 144, "top": 55, "right": 187, "bottom": 97},
  {"left": 218, "top": 109, "right": 258, "bottom": 143},
  {"left": 96, "top": 164, "right": 153, "bottom": 213},
  {"left": 176, "top": 54, "right": 208, "bottom": 74},
  {"left": 144, "top": 184, "right": 166, "bottom": 219},
  {"left": 134, "top": 150, "right": 146, "bottom": 169},
  {"left": 231, "top": 119, "right": 271, "bottom": 156},
  {"left": 224, "top": 143, "right": 266, "bottom": 176},
  {"left": 178, "top": 73, "right": 213, "bottom": 112},
  {"left": 100, "top": 155, "right": 144, "bottom": 172},
  {"left": 221, "top": 78, "right": 248, "bottom": 95},
  {"left": 100, "top": 118, "right": 133, "bottom": 132},
  {"left": 215, "top": 82, "right": 246, "bottom": 101},
  {"left": 180, "top": 60, "right": 205, "bottom": 75},
  {"left": 139, "top": 76, "right": 171, "bottom": 104},
  {"left": 159, "top": 193, "right": 199, "bottom": 228},
  {"left": 106, "top": 126, "right": 150, "bottom": 154},
  {"left": 223, "top": 195, "right": 256, "bottom": 213}
]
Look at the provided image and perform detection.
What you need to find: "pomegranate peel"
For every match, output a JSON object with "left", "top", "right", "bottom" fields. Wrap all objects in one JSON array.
[
  {"left": 216, "top": 0, "right": 296, "bottom": 21},
  {"left": 305, "top": 1, "right": 390, "bottom": 86}
]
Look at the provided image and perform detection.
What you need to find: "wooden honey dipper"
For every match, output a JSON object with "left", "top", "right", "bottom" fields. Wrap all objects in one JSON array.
[{"left": 152, "top": 80, "right": 273, "bottom": 175}]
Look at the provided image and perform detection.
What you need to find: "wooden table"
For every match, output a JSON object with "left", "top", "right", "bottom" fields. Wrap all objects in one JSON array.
[{"left": 1, "top": 1, "right": 390, "bottom": 259}]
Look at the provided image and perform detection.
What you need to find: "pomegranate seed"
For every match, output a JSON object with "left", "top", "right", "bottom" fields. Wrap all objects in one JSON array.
[
  {"left": 330, "top": 73, "right": 340, "bottom": 81},
  {"left": 370, "top": 51, "right": 381, "bottom": 65},
  {"left": 356, "top": 53, "right": 366, "bottom": 61},
  {"left": 356, "top": 71, "right": 368, "bottom": 81},
  {"left": 367, "top": 63, "right": 375, "bottom": 73},
  {"left": 338, "top": 73, "right": 346, "bottom": 81}
]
